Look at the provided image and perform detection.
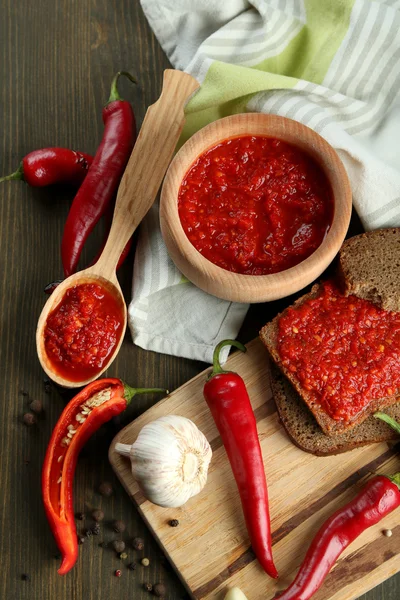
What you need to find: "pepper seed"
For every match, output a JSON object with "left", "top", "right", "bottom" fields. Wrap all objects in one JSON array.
[
  {"left": 112, "top": 540, "right": 125, "bottom": 553},
  {"left": 132, "top": 537, "right": 144, "bottom": 551},
  {"left": 43, "top": 378, "right": 52, "bottom": 394},
  {"left": 383, "top": 528, "right": 393, "bottom": 537},
  {"left": 141, "top": 558, "right": 150, "bottom": 567},
  {"left": 77, "top": 535, "right": 86, "bottom": 545},
  {"left": 29, "top": 399, "right": 43, "bottom": 414},
  {"left": 153, "top": 583, "right": 167, "bottom": 597},
  {"left": 23, "top": 413, "right": 36, "bottom": 426},
  {"left": 113, "top": 519, "right": 126, "bottom": 533},
  {"left": 98, "top": 481, "right": 113, "bottom": 497},
  {"left": 92, "top": 509, "right": 104, "bottom": 522},
  {"left": 169, "top": 519, "right": 179, "bottom": 527},
  {"left": 119, "top": 552, "right": 128, "bottom": 560}
]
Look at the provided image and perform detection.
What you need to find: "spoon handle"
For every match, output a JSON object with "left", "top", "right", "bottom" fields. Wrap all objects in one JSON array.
[{"left": 96, "top": 69, "right": 199, "bottom": 278}]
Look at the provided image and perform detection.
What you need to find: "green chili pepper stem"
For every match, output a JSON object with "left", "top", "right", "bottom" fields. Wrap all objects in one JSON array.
[
  {"left": 210, "top": 339, "right": 246, "bottom": 377},
  {"left": 107, "top": 71, "right": 137, "bottom": 105},
  {"left": 387, "top": 472, "right": 400, "bottom": 490},
  {"left": 123, "top": 384, "right": 168, "bottom": 405},
  {"left": 0, "top": 162, "right": 24, "bottom": 183},
  {"left": 374, "top": 412, "right": 400, "bottom": 490},
  {"left": 374, "top": 412, "right": 400, "bottom": 436}
]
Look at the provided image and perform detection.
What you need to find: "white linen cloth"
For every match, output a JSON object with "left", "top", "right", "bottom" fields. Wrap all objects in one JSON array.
[{"left": 128, "top": 0, "right": 400, "bottom": 364}]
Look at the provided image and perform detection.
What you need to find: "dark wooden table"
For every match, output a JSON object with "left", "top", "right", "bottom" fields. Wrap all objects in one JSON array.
[{"left": 0, "top": 2, "right": 399, "bottom": 599}]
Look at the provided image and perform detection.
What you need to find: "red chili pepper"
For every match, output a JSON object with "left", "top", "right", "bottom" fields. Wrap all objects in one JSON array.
[
  {"left": 42, "top": 378, "right": 166, "bottom": 575},
  {"left": 0, "top": 148, "right": 93, "bottom": 187},
  {"left": 203, "top": 340, "right": 278, "bottom": 579},
  {"left": 61, "top": 71, "right": 137, "bottom": 277},
  {"left": 276, "top": 473, "right": 400, "bottom": 599}
]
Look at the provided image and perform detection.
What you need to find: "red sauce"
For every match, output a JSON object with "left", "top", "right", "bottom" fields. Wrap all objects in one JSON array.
[
  {"left": 44, "top": 283, "right": 123, "bottom": 382},
  {"left": 178, "top": 136, "right": 333, "bottom": 275},
  {"left": 278, "top": 281, "right": 400, "bottom": 422}
]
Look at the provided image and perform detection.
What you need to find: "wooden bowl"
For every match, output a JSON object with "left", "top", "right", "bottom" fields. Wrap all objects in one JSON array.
[{"left": 160, "top": 114, "right": 352, "bottom": 303}]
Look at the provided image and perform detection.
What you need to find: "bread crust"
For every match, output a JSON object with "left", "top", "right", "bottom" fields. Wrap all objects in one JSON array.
[
  {"left": 339, "top": 228, "right": 400, "bottom": 312},
  {"left": 270, "top": 363, "right": 399, "bottom": 456}
]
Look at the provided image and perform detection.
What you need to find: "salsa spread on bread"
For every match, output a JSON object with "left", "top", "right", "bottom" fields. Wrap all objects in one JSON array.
[
  {"left": 178, "top": 135, "right": 333, "bottom": 275},
  {"left": 277, "top": 280, "right": 400, "bottom": 422}
]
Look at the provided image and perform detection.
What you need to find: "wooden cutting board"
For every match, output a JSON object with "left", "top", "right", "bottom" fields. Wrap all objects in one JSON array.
[{"left": 109, "top": 338, "right": 400, "bottom": 600}]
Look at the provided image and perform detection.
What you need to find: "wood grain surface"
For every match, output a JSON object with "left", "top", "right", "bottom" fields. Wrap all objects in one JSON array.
[
  {"left": 109, "top": 339, "right": 400, "bottom": 600},
  {"left": 0, "top": 1, "right": 398, "bottom": 600}
]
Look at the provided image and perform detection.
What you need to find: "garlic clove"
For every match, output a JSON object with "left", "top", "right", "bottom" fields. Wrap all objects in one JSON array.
[
  {"left": 224, "top": 588, "right": 249, "bottom": 600},
  {"left": 115, "top": 415, "right": 212, "bottom": 508}
]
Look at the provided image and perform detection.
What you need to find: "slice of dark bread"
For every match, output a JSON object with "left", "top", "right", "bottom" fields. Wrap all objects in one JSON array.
[
  {"left": 339, "top": 228, "right": 400, "bottom": 312},
  {"left": 260, "top": 283, "right": 400, "bottom": 436},
  {"left": 270, "top": 363, "right": 400, "bottom": 455}
]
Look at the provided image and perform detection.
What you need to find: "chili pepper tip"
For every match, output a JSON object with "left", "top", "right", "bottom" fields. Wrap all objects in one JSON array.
[
  {"left": 0, "top": 162, "right": 24, "bottom": 183},
  {"left": 107, "top": 71, "right": 137, "bottom": 105}
]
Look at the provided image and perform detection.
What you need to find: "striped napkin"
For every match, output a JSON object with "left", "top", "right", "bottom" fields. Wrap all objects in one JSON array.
[{"left": 129, "top": 0, "right": 400, "bottom": 364}]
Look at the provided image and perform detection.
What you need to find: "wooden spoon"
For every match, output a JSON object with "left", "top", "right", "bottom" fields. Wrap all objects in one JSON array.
[{"left": 36, "top": 70, "right": 199, "bottom": 388}]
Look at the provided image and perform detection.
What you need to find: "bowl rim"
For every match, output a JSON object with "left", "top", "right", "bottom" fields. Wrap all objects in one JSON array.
[{"left": 160, "top": 113, "right": 352, "bottom": 303}]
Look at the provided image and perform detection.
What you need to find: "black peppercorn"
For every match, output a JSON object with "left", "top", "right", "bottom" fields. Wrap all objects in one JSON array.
[
  {"left": 85, "top": 528, "right": 93, "bottom": 538},
  {"left": 98, "top": 542, "right": 108, "bottom": 548},
  {"left": 113, "top": 519, "right": 126, "bottom": 533},
  {"left": 43, "top": 378, "right": 52, "bottom": 394},
  {"left": 21, "top": 574, "right": 30, "bottom": 581},
  {"left": 92, "top": 509, "right": 104, "bottom": 522},
  {"left": 112, "top": 540, "right": 126, "bottom": 553},
  {"left": 132, "top": 536, "right": 144, "bottom": 551},
  {"left": 76, "top": 512, "right": 85, "bottom": 521},
  {"left": 144, "top": 583, "right": 153, "bottom": 592},
  {"left": 23, "top": 413, "right": 36, "bottom": 426},
  {"left": 153, "top": 583, "right": 167, "bottom": 597},
  {"left": 169, "top": 519, "right": 179, "bottom": 527},
  {"left": 98, "top": 481, "right": 113, "bottom": 497},
  {"left": 127, "top": 562, "right": 136, "bottom": 571},
  {"left": 29, "top": 399, "right": 43, "bottom": 414},
  {"left": 92, "top": 523, "right": 101, "bottom": 535}
]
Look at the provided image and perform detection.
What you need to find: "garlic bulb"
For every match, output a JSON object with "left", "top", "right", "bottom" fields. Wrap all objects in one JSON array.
[{"left": 115, "top": 415, "right": 212, "bottom": 508}]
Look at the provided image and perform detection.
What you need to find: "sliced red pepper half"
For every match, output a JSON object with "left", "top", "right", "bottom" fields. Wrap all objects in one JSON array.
[{"left": 42, "top": 378, "right": 167, "bottom": 575}]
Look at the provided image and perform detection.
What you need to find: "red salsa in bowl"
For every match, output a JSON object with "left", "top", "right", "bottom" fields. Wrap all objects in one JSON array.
[
  {"left": 44, "top": 283, "right": 123, "bottom": 382},
  {"left": 178, "top": 136, "right": 334, "bottom": 275}
]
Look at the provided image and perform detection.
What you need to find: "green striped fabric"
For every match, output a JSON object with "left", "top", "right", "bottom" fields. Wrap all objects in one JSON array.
[{"left": 129, "top": 0, "right": 400, "bottom": 363}]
